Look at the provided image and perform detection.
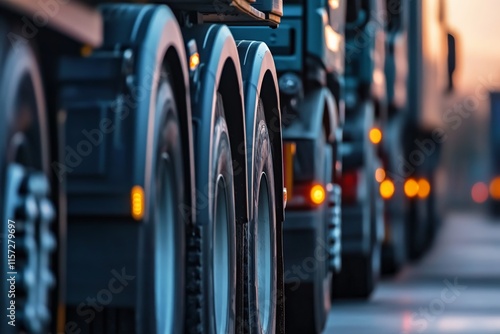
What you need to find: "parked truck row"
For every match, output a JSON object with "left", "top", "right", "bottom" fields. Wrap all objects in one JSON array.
[{"left": 0, "top": 0, "right": 454, "bottom": 333}]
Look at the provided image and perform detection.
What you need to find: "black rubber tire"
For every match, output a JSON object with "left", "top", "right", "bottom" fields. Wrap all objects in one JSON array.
[
  {"left": 186, "top": 93, "right": 238, "bottom": 334},
  {"left": 0, "top": 27, "right": 56, "bottom": 333},
  {"left": 381, "top": 210, "right": 407, "bottom": 275},
  {"left": 247, "top": 100, "right": 277, "bottom": 334},
  {"left": 406, "top": 198, "right": 427, "bottom": 260},
  {"left": 138, "top": 68, "right": 186, "bottom": 334},
  {"left": 332, "top": 249, "right": 377, "bottom": 299},
  {"left": 333, "top": 167, "right": 379, "bottom": 299},
  {"left": 285, "top": 132, "right": 332, "bottom": 334}
]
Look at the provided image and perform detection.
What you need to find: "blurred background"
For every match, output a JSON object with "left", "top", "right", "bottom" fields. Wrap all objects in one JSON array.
[{"left": 440, "top": 0, "right": 500, "bottom": 210}]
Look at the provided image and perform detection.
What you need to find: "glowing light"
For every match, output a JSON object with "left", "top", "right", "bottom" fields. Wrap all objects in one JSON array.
[
  {"left": 283, "top": 188, "right": 288, "bottom": 209},
  {"left": 189, "top": 52, "right": 200, "bottom": 70},
  {"left": 380, "top": 180, "right": 395, "bottom": 200},
  {"left": 375, "top": 168, "right": 386, "bottom": 183},
  {"left": 369, "top": 128, "right": 383, "bottom": 144},
  {"left": 131, "top": 186, "right": 145, "bottom": 220},
  {"left": 418, "top": 178, "right": 431, "bottom": 199},
  {"left": 489, "top": 177, "right": 500, "bottom": 200},
  {"left": 404, "top": 179, "right": 419, "bottom": 198},
  {"left": 472, "top": 182, "right": 488, "bottom": 204},
  {"left": 310, "top": 184, "right": 326, "bottom": 205},
  {"left": 329, "top": 0, "right": 340, "bottom": 9},
  {"left": 81, "top": 45, "right": 93, "bottom": 57}
]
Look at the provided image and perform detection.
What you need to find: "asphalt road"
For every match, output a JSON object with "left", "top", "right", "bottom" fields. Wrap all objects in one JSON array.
[{"left": 325, "top": 212, "right": 500, "bottom": 334}]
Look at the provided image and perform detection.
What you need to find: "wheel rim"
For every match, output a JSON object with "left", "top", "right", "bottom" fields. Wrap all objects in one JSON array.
[
  {"left": 155, "top": 153, "right": 177, "bottom": 334},
  {"left": 213, "top": 176, "right": 230, "bottom": 333},
  {"left": 256, "top": 175, "right": 272, "bottom": 331},
  {"left": 3, "top": 67, "right": 55, "bottom": 333}
]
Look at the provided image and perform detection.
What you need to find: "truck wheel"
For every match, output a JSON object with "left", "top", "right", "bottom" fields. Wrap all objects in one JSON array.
[
  {"left": 285, "top": 132, "right": 332, "bottom": 334},
  {"left": 381, "top": 217, "right": 407, "bottom": 275},
  {"left": 248, "top": 100, "right": 277, "bottom": 334},
  {"left": 333, "top": 189, "right": 379, "bottom": 299},
  {"left": 0, "top": 34, "right": 56, "bottom": 333},
  {"left": 187, "top": 93, "right": 237, "bottom": 334},
  {"left": 139, "top": 68, "right": 186, "bottom": 334},
  {"left": 333, "top": 247, "right": 378, "bottom": 299}
]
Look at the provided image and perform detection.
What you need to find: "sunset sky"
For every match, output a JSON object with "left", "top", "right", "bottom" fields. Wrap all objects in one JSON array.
[{"left": 447, "top": 0, "right": 500, "bottom": 92}]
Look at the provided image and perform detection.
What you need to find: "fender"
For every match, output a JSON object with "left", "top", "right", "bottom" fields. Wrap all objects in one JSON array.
[
  {"left": 130, "top": 5, "right": 196, "bottom": 223},
  {"left": 237, "top": 40, "right": 284, "bottom": 224},
  {"left": 282, "top": 87, "right": 338, "bottom": 145},
  {"left": 60, "top": 5, "right": 196, "bottom": 222},
  {"left": 182, "top": 24, "right": 249, "bottom": 225}
]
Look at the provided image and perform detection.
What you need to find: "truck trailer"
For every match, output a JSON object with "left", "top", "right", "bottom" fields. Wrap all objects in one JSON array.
[{"left": 0, "top": 1, "right": 288, "bottom": 333}]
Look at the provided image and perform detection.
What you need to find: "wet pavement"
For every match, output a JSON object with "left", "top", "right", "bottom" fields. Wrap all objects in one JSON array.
[{"left": 325, "top": 212, "right": 500, "bottom": 334}]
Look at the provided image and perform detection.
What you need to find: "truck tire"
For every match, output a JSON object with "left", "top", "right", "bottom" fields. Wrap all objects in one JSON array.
[
  {"left": 333, "top": 248, "right": 377, "bottom": 299},
  {"left": 248, "top": 100, "right": 277, "bottom": 334},
  {"left": 0, "top": 29, "right": 56, "bottom": 333},
  {"left": 139, "top": 67, "right": 186, "bottom": 334},
  {"left": 381, "top": 217, "right": 407, "bottom": 275},
  {"left": 187, "top": 93, "right": 238, "bottom": 334},
  {"left": 333, "top": 162, "right": 379, "bottom": 298},
  {"left": 285, "top": 132, "right": 332, "bottom": 334},
  {"left": 334, "top": 192, "right": 379, "bottom": 299}
]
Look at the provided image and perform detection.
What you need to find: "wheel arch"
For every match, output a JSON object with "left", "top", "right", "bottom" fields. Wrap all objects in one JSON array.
[
  {"left": 183, "top": 24, "right": 249, "bottom": 225},
  {"left": 283, "top": 87, "right": 339, "bottom": 145},
  {"left": 128, "top": 4, "right": 196, "bottom": 223},
  {"left": 237, "top": 40, "right": 284, "bottom": 224}
]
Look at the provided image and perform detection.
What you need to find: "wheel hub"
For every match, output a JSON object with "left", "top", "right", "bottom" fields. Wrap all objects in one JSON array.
[{"left": 4, "top": 163, "right": 56, "bottom": 333}]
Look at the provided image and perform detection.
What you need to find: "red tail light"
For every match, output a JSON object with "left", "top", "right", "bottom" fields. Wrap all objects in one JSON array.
[{"left": 341, "top": 170, "right": 358, "bottom": 204}]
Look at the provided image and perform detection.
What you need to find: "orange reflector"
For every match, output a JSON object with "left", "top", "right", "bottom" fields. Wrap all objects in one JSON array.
[
  {"left": 404, "top": 179, "right": 419, "bottom": 198},
  {"left": 81, "top": 45, "right": 93, "bottom": 57},
  {"left": 375, "top": 168, "right": 386, "bottom": 183},
  {"left": 369, "top": 128, "right": 382, "bottom": 144},
  {"left": 490, "top": 177, "right": 500, "bottom": 200},
  {"left": 283, "top": 142, "right": 296, "bottom": 200},
  {"left": 418, "top": 178, "right": 431, "bottom": 199},
  {"left": 131, "top": 186, "right": 145, "bottom": 221},
  {"left": 310, "top": 184, "right": 326, "bottom": 205},
  {"left": 189, "top": 52, "right": 200, "bottom": 70},
  {"left": 472, "top": 182, "right": 488, "bottom": 204},
  {"left": 380, "top": 179, "right": 395, "bottom": 199}
]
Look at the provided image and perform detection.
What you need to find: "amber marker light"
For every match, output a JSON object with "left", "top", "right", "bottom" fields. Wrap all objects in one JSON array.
[
  {"left": 310, "top": 184, "right": 326, "bottom": 205},
  {"left": 489, "top": 177, "right": 500, "bottom": 200},
  {"left": 375, "top": 168, "right": 386, "bottom": 183},
  {"left": 131, "top": 186, "right": 145, "bottom": 221},
  {"left": 380, "top": 179, "right": 395, "bottom": 200},
  {"left": 369, "top": 128, "right": 383, "bottom": 144},
  {"left": 189, "top": 52, "right": 200, "bottom": 71},
  {"left": 418, "top": 178, "right": 431, "bottom": 199},
  {"left": 81, "top": 45, "right": 93, "bottom": 57},
  {"left": 404, "top": 179, "right": 419, "bottom": 198}
]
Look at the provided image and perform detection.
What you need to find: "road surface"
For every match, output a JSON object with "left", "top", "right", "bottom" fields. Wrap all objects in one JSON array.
[{"left": 325, "top": 212, "right": 500, "bottom": 334}]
